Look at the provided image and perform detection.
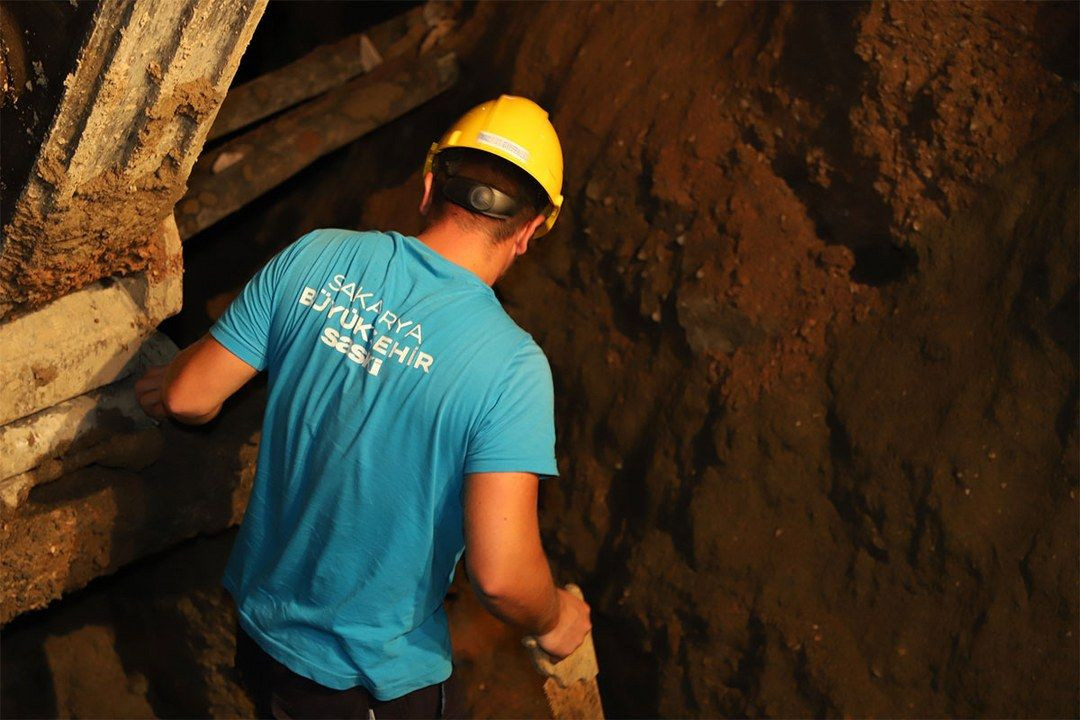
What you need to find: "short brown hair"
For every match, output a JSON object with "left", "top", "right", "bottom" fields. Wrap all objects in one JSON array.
[{"left": 428, "top": 148, "right": 549, "bottom": 242}]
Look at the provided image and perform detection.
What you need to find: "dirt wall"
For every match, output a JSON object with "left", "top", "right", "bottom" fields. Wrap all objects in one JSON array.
[
  {"left": 350, "top": 2, "right": 1078, "bottom": 716},
  {"left": 121, "top": 1, "right": 1080, "bottom": 717},
  {"left": 1, "top": 531, "right": 552, "bottom": 720}
]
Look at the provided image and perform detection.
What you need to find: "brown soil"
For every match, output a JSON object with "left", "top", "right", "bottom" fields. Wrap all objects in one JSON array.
[
  {"left": 4, "top": 1, "right": 1077, "bottom": 718},
  {"left": 203, "top": 3, "right": 1072, "bottom": 716},
  {"left": 1, "top": 533, "right": 551, "bottom": 720}
]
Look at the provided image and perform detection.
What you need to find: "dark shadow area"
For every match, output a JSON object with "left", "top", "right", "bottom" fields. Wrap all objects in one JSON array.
[
  {"left": 769, "top": 2, "right": 914, "bottom": 287},
  {"left": 849, "top": 239, "right": 919, "bottom": 286},
  {"left": 0, "top": 0, "right": 97, "bottom": 229},
  {"left": 230, "top": 1, "right": 416, "bottom": 87},
  {"left": 1, "top": 531, "right": 243, "bottom": 718},
  {"left": 1035, "top": 2, "right": 1080, "bottom": 83}
]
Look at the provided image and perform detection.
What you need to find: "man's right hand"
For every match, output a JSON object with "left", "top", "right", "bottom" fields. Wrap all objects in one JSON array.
[
  {"left": 536, "top": 587, "right": 592, "bottom": 660},
  {"left": 135, "top": 365, "right": 169, "bottom": 420},
  {"left": 463, "top": 472, "right": 592, "bottom": 657}
]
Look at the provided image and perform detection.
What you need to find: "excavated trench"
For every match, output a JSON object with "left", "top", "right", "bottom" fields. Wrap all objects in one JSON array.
[{"left": 2, "top": 2, "right": 1078, "bottom": 718}]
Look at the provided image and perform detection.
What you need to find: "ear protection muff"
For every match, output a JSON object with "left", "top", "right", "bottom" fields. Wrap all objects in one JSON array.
[{"left": 441, "top": 176, "right": 520, "bottom": 220}]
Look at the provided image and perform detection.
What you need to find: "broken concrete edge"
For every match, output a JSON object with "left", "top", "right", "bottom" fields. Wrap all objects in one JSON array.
[
  {"left": 8, "top": 0, "right": 267, "bottom": 208},
  {"left": 0, "top": 331, "right": 179, "bottom": 508},
  {"left": 0, "top": 428, "right": 163, "bottom": 511},
  {"left": 0, "top": 344, "right": 167, "bottom": 481},
  {"left": 0, "top": 0, "right": 267, "bottom": 316},
  {"left": 0, "top": 385, "right": 267, "bottom": 625},
  {"left": 0, "top": 215, "right": 182, "bottom": 427}
]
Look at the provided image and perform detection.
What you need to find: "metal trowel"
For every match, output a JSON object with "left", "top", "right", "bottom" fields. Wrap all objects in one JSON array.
[{"left": 523, "top": 584, "right": 605, "bottom": 719}]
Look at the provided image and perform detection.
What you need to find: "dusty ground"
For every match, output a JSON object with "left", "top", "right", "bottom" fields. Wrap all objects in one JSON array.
[
  {"left": 1, "top": 532, "right": 551, "bottom": 720},
  {"left": 2, "top": 1, "right": 1076, "bottom": 718}
]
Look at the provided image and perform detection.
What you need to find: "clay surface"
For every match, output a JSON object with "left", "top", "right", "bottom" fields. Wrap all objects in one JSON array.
[
  {"left": 473, "top": 5, "right": 1077, "bottom": 716},
  {"left": 1, "top": 533, "right": 552, "bottom": 719},
  {"left": 3, "top": 2, "right": 1075, "bottom": 718},
  {"left": 193, "top": 3, "right": 1071, "bottom": 716}
]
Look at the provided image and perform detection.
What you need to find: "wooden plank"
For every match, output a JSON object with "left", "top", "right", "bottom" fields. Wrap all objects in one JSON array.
[
  {"left": 177, "top": 51, "right": 459, "bottom": 240},
  {"left": 206, "top": 34, "right": 378, "bottom": 142},
  {"left": 205, "top": 5, "right": 429, "bottom": 142}
]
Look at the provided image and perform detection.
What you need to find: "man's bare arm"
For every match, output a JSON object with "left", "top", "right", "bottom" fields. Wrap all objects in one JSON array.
[
  {"left": 464, "top": 471, "right": 591, "bottom": 658},
  {"left": 135, "top": 335, "right": 258, "bottom": 425}
]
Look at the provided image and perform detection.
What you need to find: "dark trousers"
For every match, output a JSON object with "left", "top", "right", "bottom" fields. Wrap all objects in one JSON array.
[{"left": 235, "top": 626, "right": 444, "bottom": 719}]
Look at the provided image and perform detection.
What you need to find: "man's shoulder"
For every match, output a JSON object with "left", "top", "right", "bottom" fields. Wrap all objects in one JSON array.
[
  {"left": 293, "top": 227, "right": 393, "bottom": 251},
  {"left": 509, "top": 333, "right": 551, "bottom": 373},
  {"left": 274, "top": 228, "right": 398, "bottom": 274},
  {"left": 468, "top": 300, "right": 541, "bottom": 346},
  {"left": 484, "top": 322, "right": 551, "bottom": 377},
  {"left": 442, "top": 300, "right": 548, "bottom": 377}
]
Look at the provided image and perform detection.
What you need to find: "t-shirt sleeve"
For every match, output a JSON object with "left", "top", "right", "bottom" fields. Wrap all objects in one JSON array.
[
  {"left": 209, "top": 231, "right": 316, "bottom": 371},
  {"left": 464, "top": 340, "right": 559, "bottom": 478}
]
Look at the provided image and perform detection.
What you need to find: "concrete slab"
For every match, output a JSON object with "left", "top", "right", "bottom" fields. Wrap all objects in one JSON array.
[
  {"left": 0, "top": 216, "right": 182, "bottom": 427},
  {"left": 0, "top": 383, "right": 267, "bottom": 624},
  {"left": 0, "top": 332, "right": 178, "bottom": 508},
  {"left": 0, "top": 428, "right": 163, "bottom": 511}
]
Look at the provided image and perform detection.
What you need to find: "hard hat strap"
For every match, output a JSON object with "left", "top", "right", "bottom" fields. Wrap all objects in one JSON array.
[{"left": 441, "top": 176, "right": 520, "bottom": 220}]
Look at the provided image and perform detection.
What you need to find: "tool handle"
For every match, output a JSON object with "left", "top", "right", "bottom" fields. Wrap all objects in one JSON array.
[{"left": 522, "top": 583, "right": 598, "bottom": 688}]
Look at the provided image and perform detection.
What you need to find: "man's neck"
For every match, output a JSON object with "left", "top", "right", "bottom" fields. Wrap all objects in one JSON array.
[{"left": 416, "top": 221, "right": 503, "bottom": 286}]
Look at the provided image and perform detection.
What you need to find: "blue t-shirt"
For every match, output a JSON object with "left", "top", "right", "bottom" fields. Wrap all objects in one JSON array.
[{"left": 210, "top": 228, "right": 558, "bottom": 700}]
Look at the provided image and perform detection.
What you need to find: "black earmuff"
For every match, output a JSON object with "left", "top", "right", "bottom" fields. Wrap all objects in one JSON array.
[{"left": 442, "top": 176, "right": 520, "bottom": 220}]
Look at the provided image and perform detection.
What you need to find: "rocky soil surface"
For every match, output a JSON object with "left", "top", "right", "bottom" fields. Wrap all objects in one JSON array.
[
  {"left": 1, "top": 533, "right": 550, "bottom": 719},
  {"left": 333, "top": 3, "right": 1078, "bottom": 715},
  {"left": 3, "top": 2, "right": 1076, "bottom": 718}
]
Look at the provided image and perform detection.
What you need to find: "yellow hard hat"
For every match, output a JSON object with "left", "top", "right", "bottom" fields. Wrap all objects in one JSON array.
[{"left": 424, "top": 95, "right": 564, "bottom": 237}]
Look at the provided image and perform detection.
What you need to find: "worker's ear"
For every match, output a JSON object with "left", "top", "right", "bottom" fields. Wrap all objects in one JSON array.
[
  {"left": 513, "top": 214, "right": 547, "bottom": 256},
  {"left": 420, "top": 172, "right": 435, "bottom": 215}
]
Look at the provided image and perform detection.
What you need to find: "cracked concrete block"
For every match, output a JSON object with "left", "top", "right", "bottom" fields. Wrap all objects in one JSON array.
[
  {"left": 0, "top": 385, "right": 265, "bottom": 623},
  {"left": 0, "top": 332, "right": 178, "bottom": 508},
  {"left": 0, "top": 216, "right": 182, "bottom": 427},
  {"left": 0, "top": 428, "right": 164, "bottom": 511}
]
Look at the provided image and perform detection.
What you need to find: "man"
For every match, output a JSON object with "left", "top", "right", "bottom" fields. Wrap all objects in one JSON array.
[{"left": 135, "top": 95, "right": 591, "bottom": 719}]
